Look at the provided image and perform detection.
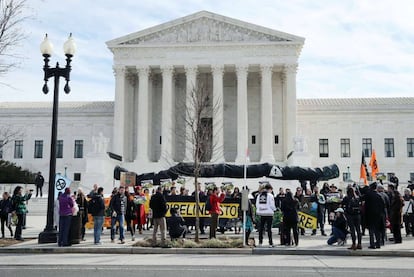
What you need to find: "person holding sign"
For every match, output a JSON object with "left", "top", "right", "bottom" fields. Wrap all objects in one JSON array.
[
  {"left": 327, "top": 208, "right": 348, "bottom": 246},
  {"left": 255, "top": 184, "right": 276, "bottom": 247},
  {"left": 208, "top": 187, "right": 226, "bottom": 239}
]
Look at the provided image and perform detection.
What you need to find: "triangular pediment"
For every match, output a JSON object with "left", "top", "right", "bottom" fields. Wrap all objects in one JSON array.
[{"left": 107, "top": 11, "right": 304, "bottom": 47}]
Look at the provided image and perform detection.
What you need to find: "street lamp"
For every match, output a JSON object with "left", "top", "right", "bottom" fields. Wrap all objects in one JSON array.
[{"left": 38, "top": 33, "right": 76, "bottom": 244}]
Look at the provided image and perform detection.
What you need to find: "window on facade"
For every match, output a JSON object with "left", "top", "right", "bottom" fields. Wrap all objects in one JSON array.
[
  {"left": 74, "top": 140, "right": 83, "bottom": 158},
  {"left": 384, "top": 138, "right": 395, "bottom": 157},
  {"left": 407, "top": 138, "right": 414, "bottom": 158},
  {"left": 0, "top": 140, "right": 3, "bottom": 159},
  {"left": 14, "top": 140, "right": 23, "bottom": 159},
  {"left": 252, "top": 135, "right": 256, "bottom": 144},
  {"left": 56, "top": 140, "right": 63, "bottom": 159},
  {"left": 340, "top": 138, "right": 351, "bottom": 158},
  {"left": 274, "top": 135, "right": 279, "bottom": 144},
  {"left": 74, "top": 173, "right": 81, "bottom": 181},
  {"left": 410, "top": 173, "right": 414, "bottom": 182},
  {"left": 319, "top": 139, "right": 329, "bottom": 158},
  {"left": 362, "top": 138, "right": 372, "bottom": 157},
  {"left": 34, "top": 140, "right": 43, "bottom": 159}
]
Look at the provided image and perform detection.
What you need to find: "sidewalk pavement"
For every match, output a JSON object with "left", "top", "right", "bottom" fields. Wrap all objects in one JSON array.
[{"left": 1, "top": 215, "right": 413, "bottom": 257}]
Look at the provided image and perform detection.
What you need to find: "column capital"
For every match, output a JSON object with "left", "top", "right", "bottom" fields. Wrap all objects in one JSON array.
[
  {"left": 283, "top": 63, "right": 298, "bottom": 75},
  {"left": 235, "top": 64, "right": 249, "bottom": 79},
  {"left": 211, "top": 64, "right": 224, "bottom": 76},
  {"left": 112, "top": 65, "right": 125, "bottom": 77},
  {"left": 136, "top": 66, "right": 150, "bottom": 77},
  {"left": 185, "top": 65, "right": 198, "bottom": 76},
  {"left": 126, "top": 72, "right": 137, "bottom": 86},
  {"left": 160, "top": 65, "right": 174, "bottom": 75},
  {"left": 260, "top": 64, "right": 274, "bottom": 75}
]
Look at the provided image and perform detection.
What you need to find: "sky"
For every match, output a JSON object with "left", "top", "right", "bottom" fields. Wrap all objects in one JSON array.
[{"left": 0, "top": 0, "right": 413, "bottom": 102}]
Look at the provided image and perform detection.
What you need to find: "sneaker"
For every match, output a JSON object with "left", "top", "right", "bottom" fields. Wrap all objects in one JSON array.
[
  {"left": 269, "top": 244, "right": 274, "bottom": 248},
  {"left": 94, "top": 242, "right": 102, "bottom": 245},
  {"left": 258, "top": 243, "right": 263, "bottom": 247},
  {"left": 119, "top": 240, "right": 125, "bottom": 244},
  {"left": 111, "top": 239, "right": 115, "bottom": 243},
  {"left": 132, "top": 236, "right": 135, "bottom": 241}
]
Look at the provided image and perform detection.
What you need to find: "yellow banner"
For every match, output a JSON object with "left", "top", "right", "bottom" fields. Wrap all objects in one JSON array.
[
  {"left": 297, "top": 211, "right": 317, "bottom": 230},
  {"left": 166, "top": 202, "right": 239, "bottom": 219}
]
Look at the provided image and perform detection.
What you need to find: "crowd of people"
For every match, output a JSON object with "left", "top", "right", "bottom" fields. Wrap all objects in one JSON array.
[{"left": 1, "top": 177, "right": 413, "bottom": 250}]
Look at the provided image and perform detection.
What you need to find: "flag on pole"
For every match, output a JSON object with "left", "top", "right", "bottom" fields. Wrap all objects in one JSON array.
[
  {"left": 360, "top": 151, "right": 369, "bottom": 185},
  {"left": 369, "top": 149, "right": 379, "bottom": 180}
]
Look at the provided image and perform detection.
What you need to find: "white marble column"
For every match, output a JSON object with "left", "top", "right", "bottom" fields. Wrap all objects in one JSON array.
[
  {"left": 160, "top": 65, "right": 174, "bottom": 163},
  {"left": 184, "top": 66, "right": 198, "bottom": 161},
  {"left": 112, "top": 66, "right": 126, "bottom": 158},
  {"left": 136, "top": 66, "right": 150, "bottom": 162},
  {"left": 211, "top": 65, "right": 225, "bottom": 163},
  {"left": 260, "top": 65, "right": 275, "bottom": 163},
  {"left": 235, "top": 65, "right": 249, "bottom": 163},
  {"left": 283, "top": 64, "right": 298, "bottom": 159}
]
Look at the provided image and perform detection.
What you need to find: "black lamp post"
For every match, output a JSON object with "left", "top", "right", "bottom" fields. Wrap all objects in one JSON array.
[{"left": 38, "top": 33, "right": 76, "bottom": 244}]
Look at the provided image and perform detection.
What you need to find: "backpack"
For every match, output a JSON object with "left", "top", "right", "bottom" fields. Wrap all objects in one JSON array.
[
  {"left": 88, "top": 197, "right": 100, "bottom": 215},
  {"left": 205, "top": 196, "right": 212, "bottom": 211},
  {"left": 347, "top": 197, "right": 360, "bottom": 214}
]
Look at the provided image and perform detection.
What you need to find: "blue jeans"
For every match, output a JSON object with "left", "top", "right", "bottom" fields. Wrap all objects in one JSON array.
[
  {"left": 111, "top": 214, "right": 124, "bottom": 241},
  {"left": 327, "top": 226, "right": 346, "bottom": 245},
  {"left": 93, "top": 216, "right": 104, "bottom": 243},
  {"left": 59, "top": 215, "right": 72, "bottom": 246}
]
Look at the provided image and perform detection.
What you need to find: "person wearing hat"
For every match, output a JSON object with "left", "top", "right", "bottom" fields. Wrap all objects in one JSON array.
[
  {"left": 58, "top": 187, "right": 74, "bottom": 247},
  {"left": 327, "top": 207, "right": 348, "bottom": 246}
]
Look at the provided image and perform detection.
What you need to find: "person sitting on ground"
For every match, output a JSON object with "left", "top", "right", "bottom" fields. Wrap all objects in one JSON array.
[
  {"left": 327, "top": 207, "right": 348, "bottom": 246},
  {"left": 167, "top": 208, "right": 189, "bottom": 240}
]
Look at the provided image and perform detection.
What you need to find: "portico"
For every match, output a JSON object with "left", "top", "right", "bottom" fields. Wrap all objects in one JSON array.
[{"left": 106, "top": 11, "right": 304, "bottom": 171}]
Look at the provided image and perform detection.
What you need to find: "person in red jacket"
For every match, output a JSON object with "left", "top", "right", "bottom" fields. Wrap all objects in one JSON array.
[{"left": 209, "top": 187, "right": 226, "bottom": 239}]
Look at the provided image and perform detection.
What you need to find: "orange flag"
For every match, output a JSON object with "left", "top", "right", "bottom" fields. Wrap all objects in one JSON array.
[
  {"left": 370, "top": 149, "right": 379, "bottom": 179},
  {"left": 360, "top": 151, "right": 369, "bottom": 185}
]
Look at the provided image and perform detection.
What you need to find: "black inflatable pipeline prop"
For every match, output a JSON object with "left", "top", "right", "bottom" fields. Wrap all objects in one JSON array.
[{"left": 114, "top": 163, "right": 340, "bottom": 185}]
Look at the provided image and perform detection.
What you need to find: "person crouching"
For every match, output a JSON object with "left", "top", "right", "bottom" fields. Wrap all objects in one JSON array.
[{"left": 327, "top": 208, "right": 348, "bottom": 246}]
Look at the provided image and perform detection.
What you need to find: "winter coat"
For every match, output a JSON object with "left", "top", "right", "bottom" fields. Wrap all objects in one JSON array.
[
  {"left": 59, "top": 193, "right": 74, "bottom": 216},
  {"left": 149, "top": 192, "right": 167, "bottom": 218},
  {"left": 0, "top": 197, "right": 13, "bottom": 217},
  {"left": 281, "top": 198, "right": 299, "bottom": 224},
  {"left": 255, "top": 191, "right": 276, "bottom": 216},
  {"left": 209, "top": 193, "right": 226, "bottom": 215},
  {"left": 11, "top": 193, "right": 32, "bottom": 215}
]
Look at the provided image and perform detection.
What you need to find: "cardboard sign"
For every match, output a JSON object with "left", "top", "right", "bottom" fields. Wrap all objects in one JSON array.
[{"left": 120, "top": 172, "right": 136, "bottom": 187}]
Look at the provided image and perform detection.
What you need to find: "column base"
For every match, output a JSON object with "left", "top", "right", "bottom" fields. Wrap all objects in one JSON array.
[{"left": 260, "top": 154, "right": 275, "bottom": 164}]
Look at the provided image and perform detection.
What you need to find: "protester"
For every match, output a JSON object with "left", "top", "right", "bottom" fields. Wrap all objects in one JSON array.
[
  {"left": 294, "top": 187, "right": 306, "bottom": 235},
  {"left": 389, "top": 184, "right": 403, "bottom": 243},
  {"left": 402, "top": 188, "right": 414, "bottom": 236},
  {"left": 342, "top": 186, "right": 362, "bottom": 250},
  {"left": 208, "top": 186, "right": 226, "bottom": 239},
  {"left": 89, "top": 187, "right": 105, "bottom": 245},
  {"left": 362, "top": 183, "right": 385, "bottom": 249},
  {"left": 143, "top": 188, "right": 153, "bottom": 231},
  {"left": 76, "top": 188, "right": 88, "bottom": 241},
  {"left": 377, "top": 184, "right": 390, "bottom": 245},
  {"left": 255, "top": 184, "right": 276, "bottom": 247},
  {"left": 125, "top": 188, "right": 136, "bottom": 241},
  {"left": 150, "top": 186, "right": 168, "bottom": 246},
  {"left": 0, "top": 192, "right": 13, "bottom": 238},
  {"left": 311, "top": 186, "right": 327, "bottom": 236},
  {"left": 281, "top": 191, "right": 299, "bottom": 246},
  {"left": 133, "top": 186, "right": 146, "bottom": 235},
  {"left": 58, "top": 188, "right": 73, "bottom": 247},
  {"left": 167, "top": 207, "right": 189, "bottom": 239},
  {"left": 88, "top": 184, "right": 99, "bottom": 198},
  {"left": 11, "top": 186, "right": 32, "bottom": 241},
  {"left": 327, "top": 207, "right": 348, "bottom": 246},
  {"left": 109, "top": 186, "right": 127, "bottom": 244}
]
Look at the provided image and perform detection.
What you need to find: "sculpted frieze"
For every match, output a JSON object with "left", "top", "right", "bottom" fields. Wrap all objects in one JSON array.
[{"left": 121, "top": 18, "right": 291, "bottom": 45}]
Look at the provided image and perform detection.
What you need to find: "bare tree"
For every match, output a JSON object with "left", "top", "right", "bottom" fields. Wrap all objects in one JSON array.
[
  {"left": 0, "top": 124, "right": 24, "bottom": 155},
  {"left": 181, "top": 78, "right": 221, "bottom": 242},
  {"left": 0, "top": 0, "right": 28, "bottom": 81}
]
